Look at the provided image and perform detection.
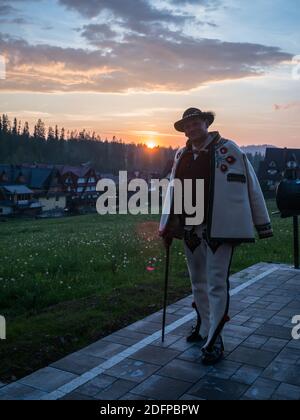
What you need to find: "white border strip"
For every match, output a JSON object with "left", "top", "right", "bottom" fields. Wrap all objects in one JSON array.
[{"left": 37, "top": 266, "right": 278, "bottom": 399}]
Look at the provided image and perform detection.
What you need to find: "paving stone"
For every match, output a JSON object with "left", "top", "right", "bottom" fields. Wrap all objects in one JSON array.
[
  {"left": 144, "top": 313, "right": 181, "bottom": 325},
  {"left": 174, "top": 308, "right": 194, "bottom": 316},
  {"left": 246, "top": 322, "right": 263, "bottom": 330},
  {"left": 255, "top": 324, "right": 292, "bottom": 340},
  {"left": 223, "top": 336, "right": 245, "bottom": 352},
  {"left": 102, "top": 334, "right": 143, "bottom": 346},
  {"left": 51, "top": 352, "right": 105, "bottom": 375},
  {"left": 286, "top": 300, "right": 300, "bottom": 309},
  {"left": 188, "top": 376, "right": 248, "bottom": 400},
  {"left": 110, "top": 329, "right": 148, "bottom": 341},
  {"left": 287, "top": 339, "right": 300, "bottom": 350},
  {"left": 0, "top": 383, "right": 48, "bottom": 400},
  {"left": 241, "top": 309, "right": 277, "bottom": 321},
  {"left": 60, "top": 392, "right": 96, "bottom": 400},
  {"left": 177, "top": 345, "right": 203, "bottom": 363},
  {"left": 261, "top": 295, "right": 292, "bottom": 304},
  {"left": 268, "top": 316, "right": 290, "bottom": 327},
  {"left": 273, "top": 347, "right": 300, "bottom": 365},
  {"left": 168, "top": 337, "right": 195, "bottom": 352},
  {"left": 224, "top": 325, "right": 254, "bottom": 340},
  {"left": 243, "top": 378, "right": 280, "bottom": 400},
  {"left": 266, "top": 302, "right": 289, "bottom": 311},
  {"left": 277, "top": 308, "right": 300, "bottom": 318},
  {"left": 207, "top": 360, "right": 241, "bottom": 380},
  {"left": 247, "top": 317, "right": 267, "bottom": 325},
  {"left": 241, "top": 297, "right": 261, "bottom": 304},
  {"left": 18, "top": 367, "right": 77, "bottom": 392},
  {"left": 263, "top": 362, "right": 300, "bottom": 386},
  {"left": 127, "top": 320, "right": 163, "bottom": 335},
  {"left": 179, "top": 394, "right": 205, "bottom": 400},
  {"left": 157, "top": 359, "right": 212, "bottom": 383},
  {"left": 94, "top": 379, "right": 137, "bottom": 400},
  {"left": 227, "top": 346, "right": 276, "bottom": 368},
  {"left": 171, "top": 323, "right": 193, "bottom": 337},
  {"left": 151, "top": 334, "right": 182, "bottom": 348},
  {"left": 129, "top": 375, "right": 192, "bottom": 400},
  {"left": 231, "top": 315, "right": 252, "bottom": 326},
  {"left": 231, "top": 365, "right": 263, "bottom": 385},
  {"left": 75, "top": 374, "right": 117, "bottom": 396},
  {"left": 242, "top": 335, "right": 269, "bottom": 349},
  {"left": 119, "top": 393, "right": 154, "bottom": 400},
  {"left": 230, "top": 302, "right": 251, "bottom": 312},
  {"left": 104, "top": 359, "right": 160, "bottom": 383},
  {"left": 79, "top": 341, "right": 128, "bottom": 359},
  {"left": 129, "top": 345, "right": 180, "bottom": 366},
  {"left": 271, "top": 383, "right": 300, "bottom": 400},
  {"left": 262, "top": 338, "right": 289, "bottom": 353}
]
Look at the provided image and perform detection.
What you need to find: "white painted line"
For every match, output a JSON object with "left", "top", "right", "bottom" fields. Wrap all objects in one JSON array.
[
  {"left": 230, "top": 266, "right": 279, "bottom": 296},
  {"left": 38, "top": 265, "right": 280, "bottom": 400}
]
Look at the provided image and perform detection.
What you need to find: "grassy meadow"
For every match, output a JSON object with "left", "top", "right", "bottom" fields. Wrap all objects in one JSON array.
[{"left": 0, "top": 199, "right": 294, "bottom": 382}]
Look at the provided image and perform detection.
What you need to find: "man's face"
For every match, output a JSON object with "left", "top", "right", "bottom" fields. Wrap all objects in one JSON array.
[{"left": 183, "top": 117, "right": 208, "bottom": 142}]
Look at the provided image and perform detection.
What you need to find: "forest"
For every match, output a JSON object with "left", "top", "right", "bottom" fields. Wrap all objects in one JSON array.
[
  {"left": 0, "top": 114, "right": 175, "bottom": 174},
  {"left": 0, "top": 114, "right": 262, "bottom": 175}
]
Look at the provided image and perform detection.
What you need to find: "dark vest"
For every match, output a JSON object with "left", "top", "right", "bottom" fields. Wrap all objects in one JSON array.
[{"left": 175, "top": 147, "right": 211, "bottom": 226}]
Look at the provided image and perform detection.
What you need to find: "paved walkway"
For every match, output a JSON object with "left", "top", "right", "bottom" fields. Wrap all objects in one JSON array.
[{"left": 1, "top": 262, "right": 300, "bottom": 400}]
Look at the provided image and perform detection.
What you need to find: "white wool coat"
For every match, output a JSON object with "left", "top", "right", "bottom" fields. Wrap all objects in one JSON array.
[{"left": 159, "top": 131, "right": 273, "bottom": 243}]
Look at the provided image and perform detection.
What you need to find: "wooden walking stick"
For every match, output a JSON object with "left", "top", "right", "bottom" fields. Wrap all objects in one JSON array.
[{"left": 162, "top": 243, "right": 171, "bottom": 343}]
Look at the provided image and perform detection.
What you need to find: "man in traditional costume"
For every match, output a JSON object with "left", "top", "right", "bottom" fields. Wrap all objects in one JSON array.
[{"left": 159, "top": 108, "right": 273, "bottom": 365}]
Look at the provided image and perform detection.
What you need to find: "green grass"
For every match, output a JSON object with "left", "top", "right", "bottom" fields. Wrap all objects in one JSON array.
[{"left": 0, "top": 199, "right": 294, "bottom": 382}]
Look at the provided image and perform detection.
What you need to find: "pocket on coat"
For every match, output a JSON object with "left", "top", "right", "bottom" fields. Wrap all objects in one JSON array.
[{"left": 227, "top": 173, "right": 246, "bottom": 183}]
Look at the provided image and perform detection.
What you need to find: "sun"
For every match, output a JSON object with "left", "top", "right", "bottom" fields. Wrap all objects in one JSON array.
[{"left": 146, "top": 141, "right": 157, "bottom": 149}]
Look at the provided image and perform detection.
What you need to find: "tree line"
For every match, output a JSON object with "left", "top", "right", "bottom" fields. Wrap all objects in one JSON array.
[
  {"left": 0, "top": 114, "right": 262, "bottom": 175},
  {"left": 0, "top": 115, "right": 176, "bottom": 174}
]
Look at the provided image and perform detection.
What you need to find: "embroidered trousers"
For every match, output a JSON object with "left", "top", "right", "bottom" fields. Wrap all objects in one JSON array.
[{"left": 183, "top": 223, "right": 236, "bottom": 350}]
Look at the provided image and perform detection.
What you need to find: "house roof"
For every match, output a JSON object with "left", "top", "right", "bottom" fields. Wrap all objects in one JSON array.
[
  {"left": 265, "top": 148, "right": 300, "bottom": 167},
  {"left": 58, "top": 165, "right": 93, "bottom": 177},
  {"left": 258, "top": 148, "right": 300, "bottom": 181},
  {"left": 3, "top": 185, "right": 34, "bottom": 194},
  {"left": 29, "top": 168, "right": 53, "bottom": 189}
]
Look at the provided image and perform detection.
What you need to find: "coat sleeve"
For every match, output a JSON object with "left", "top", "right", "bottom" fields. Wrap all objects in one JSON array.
[
  {"left": 243, "top": 153, "right": 274, "bottom": 239},
  {"left": 158, "top": 148, "right": 185, "bottom": 239}
]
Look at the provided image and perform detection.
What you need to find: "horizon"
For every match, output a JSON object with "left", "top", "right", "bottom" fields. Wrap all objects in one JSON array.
[
  {"left": 0, "top": 0, "right": 299, "bottom": 149},
  {"left": 0, "top": 114, "right": 282, "bottom": 153}
]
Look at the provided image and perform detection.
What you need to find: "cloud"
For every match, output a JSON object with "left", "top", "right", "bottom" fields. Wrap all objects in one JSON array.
[
  {"left": 80, "top": 24, "right": 119, "bottom": 44},
  {"left": 0, "top": 1, "right": 31, "bottom": 24},
  {"left": 59, "top": 0, "right": 187, "bottom": 22},
  {"left": 0, "top": 28, "right": 293, "bottom": 94},
  {"left": 0, "top": 3, "right": 16, "bottom": 15},
  {"left": 274, "top": 101, "right": 300, "bottom": 111}
]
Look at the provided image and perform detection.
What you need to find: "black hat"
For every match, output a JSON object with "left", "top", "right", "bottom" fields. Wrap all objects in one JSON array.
[{"left": 174, "top": 108, "right": 215, "bottom": 132}]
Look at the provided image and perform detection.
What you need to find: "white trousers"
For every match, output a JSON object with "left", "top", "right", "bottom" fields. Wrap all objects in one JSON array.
[{"left": 183, "top": 223, "right": 235, "bottom": 350}]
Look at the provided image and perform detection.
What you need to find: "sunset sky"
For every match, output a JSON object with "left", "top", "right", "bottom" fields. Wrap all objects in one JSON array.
[{"left": 0, "top": 0, "right": 299, "bottom": 148}]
